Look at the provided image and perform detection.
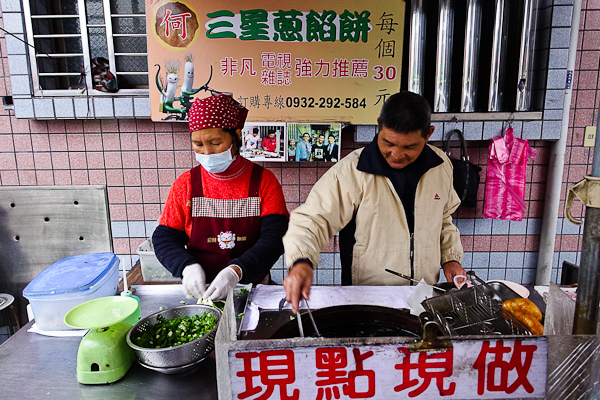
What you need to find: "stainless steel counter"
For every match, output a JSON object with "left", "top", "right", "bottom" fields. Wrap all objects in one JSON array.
[
  {"left": 1, "top": 285, "right": 599, "bottom": 400},
  {"left": 0, "top": 285, "right": 217, "bottom": 400}
]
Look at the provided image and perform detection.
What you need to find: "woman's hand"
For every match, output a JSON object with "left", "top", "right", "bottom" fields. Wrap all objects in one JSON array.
[
  {"left": 182, "top": 263, "right": 206, "bottom": 299},
  {"left": 204, "top": 266, "right": 241, "bottom": 300},
  {"left": 283, "top": 262, "right": 313, "bottom": 314}
]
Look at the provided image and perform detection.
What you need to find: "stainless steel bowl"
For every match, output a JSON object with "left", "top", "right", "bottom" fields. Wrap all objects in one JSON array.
[{"left": 126, "top": 304, "right": 221, "bottom": 370}]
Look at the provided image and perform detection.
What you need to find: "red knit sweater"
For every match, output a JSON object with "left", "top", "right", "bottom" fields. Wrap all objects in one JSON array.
[{"left": 160, "top": 156, "right": 289, "bottom": 236}]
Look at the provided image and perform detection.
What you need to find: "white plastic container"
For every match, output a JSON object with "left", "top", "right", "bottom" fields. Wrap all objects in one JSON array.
[
  {"left": 137, "top": 239, "right": 180, "bottom": 282},
  {"left": 23, "top": 252, "right": 120, "bottom": 331}
]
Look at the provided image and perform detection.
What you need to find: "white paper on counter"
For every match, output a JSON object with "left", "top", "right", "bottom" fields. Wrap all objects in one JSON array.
[
  {"left": 241, "top": 302, "right": 260, "bottom": 331},
  {"left": 406, "top": 279, "right": 435, "bottom": 316},
  {"left": 249, "top": 285, "right": 415, "bottom": 311},
  {"left": 28, "top": 323, "right": 87, "bottom": 337}
]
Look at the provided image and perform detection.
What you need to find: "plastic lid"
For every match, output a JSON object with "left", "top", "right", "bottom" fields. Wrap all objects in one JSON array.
[{"left": 23, "top": 253, "right": 119, "bottom": 297}]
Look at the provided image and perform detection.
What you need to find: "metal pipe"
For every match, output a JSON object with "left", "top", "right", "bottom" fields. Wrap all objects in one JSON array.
[
  {"left": 488, "top": 0, "right": 508, "bottom": 111},
  {"left": 572, "top": 104, "right": 600, "bottom": 335},
  {"left": 408, "top": 0, "right": 426, "bottom": 94},
  {"left": 434, "top": 0, "right": 454, "bottom": 112},
  {"left": 573, "top": 211, "right": 600, "bottom": 334},
  {"left": 461, "top": 0, "right": 482, "bottom": 112},
  {"left": 516, "top": 0, "right": 538, "bottom": 111},
  {"left": 536, "top": 0, "right": 581, "bottom": 285}
]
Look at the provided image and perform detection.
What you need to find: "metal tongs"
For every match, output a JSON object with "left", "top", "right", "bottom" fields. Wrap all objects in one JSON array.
[{"left": 279, "top": 297, "right": 321, "bottom": 337}]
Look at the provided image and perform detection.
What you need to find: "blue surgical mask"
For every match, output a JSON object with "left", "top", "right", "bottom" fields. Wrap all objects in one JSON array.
[{"left": 195, "top": 145, "right": 236, "bottom": 173}]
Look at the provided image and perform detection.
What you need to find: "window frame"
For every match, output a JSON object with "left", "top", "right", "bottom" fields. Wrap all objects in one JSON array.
[{"left": 22, "top": 0, "right": 149, "bottom": 97}]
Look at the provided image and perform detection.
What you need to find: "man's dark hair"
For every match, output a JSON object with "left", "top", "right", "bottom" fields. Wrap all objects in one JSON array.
[
  {"left": 319, "top": 134, "right": 325, "bottom": 138},
  {"left": 252, "top": 127, "right": 259, "bottom": 134},
  {"left": 377, "top": 91, "right": 432, "bottom": 138}
]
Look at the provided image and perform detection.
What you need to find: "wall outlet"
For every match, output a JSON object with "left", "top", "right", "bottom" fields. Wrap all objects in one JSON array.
[{"left": 584, "top": 126, "right": 596, "bottom": 147}]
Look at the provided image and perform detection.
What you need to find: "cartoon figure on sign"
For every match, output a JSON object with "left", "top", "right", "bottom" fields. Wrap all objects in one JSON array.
[
  {"left": 155, "top": 59, "right": 185, "bottom": 120},
  {"left": 155, "top": 56, "right": 215, "bottom": 121},
  {"left": 179, "top": 53, "right": 203, "bottom": 111},
  {"left": 218, "top": 231, "right": 236, "bottom": 249}
]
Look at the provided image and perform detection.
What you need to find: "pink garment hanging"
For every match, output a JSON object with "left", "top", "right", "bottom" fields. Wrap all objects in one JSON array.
[{"left": 483, "top": 127, "right": 537, "bottom": 221}]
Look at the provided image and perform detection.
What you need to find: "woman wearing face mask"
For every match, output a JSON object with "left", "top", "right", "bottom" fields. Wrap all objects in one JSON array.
[{"left": 152, "top": 94, "right": 289, "bottom": 301}]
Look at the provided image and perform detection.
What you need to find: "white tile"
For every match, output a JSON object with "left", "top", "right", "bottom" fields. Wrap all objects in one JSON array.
[
  {"left": 74, "top": 98, "right": 95, "bottom": 118},
  {"left": 53, "top": 98, "right": 75, "bottom": 119},
  {"left": 4, "top": 34, "right": 26, "bottom": 55},
  {"left": 134, "top": 97, "right": 151, "bottom": 118},
  {"left": 33, "top": 98, "right": 55, "bottom": 118},
  {"left": 114, "top": 97, "right": 134, "bottom": 118},
  {"left": 93, "top": 97, "right": 114, "bottom": 118},
  {"left": 12, "top": 97, "right": 34, "bottom": 118},
  {"left": 2, "top": 11, "right": 24, "bottom": 33},
  {"left": 0, "top": 0, "right": 21, "bottom": 12},
  {"left": 9, "top": 75, "right": 31, "bottom": 95}
]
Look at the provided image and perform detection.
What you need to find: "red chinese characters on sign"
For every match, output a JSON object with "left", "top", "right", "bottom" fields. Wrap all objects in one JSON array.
[
  {"left": 219, "top": 56, "right": 372, "bottom": 85},
  {"left": 394, "top": 347, "right": 456, "bottom": 397},
  {"left": 235, "top": 349, "right": 299, "bottom": 400},
  {"left": 240, "top": 58, "right": 257, "bottom": 76},
  {"left": 295, "top": 58, "right": 313, "bottom": 77},
  {"left": 315, "top": 347, "right": 376, "bottom": 399},
  {"left": 230, "top": 339, "right": 545, "bottom": 399},
  {"left": 221, "top": 57, "right": 239, "bottom": 77},
  {"left": 473, "top": 340, "right": 537, "bottom": 395},
  {"left": 159, "top": 9, "right": 192, "bottom": 40}
]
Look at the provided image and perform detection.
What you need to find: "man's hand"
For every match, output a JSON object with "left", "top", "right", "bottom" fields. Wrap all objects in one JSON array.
[
  {"left": 182, "top": 263, "right": 206, "bottom": 299},
  {"left": 283, "top": 262, "right": 313, "bottom": 314},
  {"left": 442, "top": 261, "right": 467, "bottom": 286}
]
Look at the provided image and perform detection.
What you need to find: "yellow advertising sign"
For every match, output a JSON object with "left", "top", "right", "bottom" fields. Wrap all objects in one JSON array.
[{"left": 145, "top": 0, "right": 405, "bottom": 124}]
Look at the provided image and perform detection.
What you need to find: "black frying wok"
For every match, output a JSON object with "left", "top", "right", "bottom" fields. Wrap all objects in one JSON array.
[{"left": 270, "top": 305, "right": 422, "bottom": 339}]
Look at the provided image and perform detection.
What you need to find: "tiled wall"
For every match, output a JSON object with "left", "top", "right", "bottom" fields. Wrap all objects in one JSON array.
[{"left": 0, "top": 3, "right": 598, "bottom": 287}]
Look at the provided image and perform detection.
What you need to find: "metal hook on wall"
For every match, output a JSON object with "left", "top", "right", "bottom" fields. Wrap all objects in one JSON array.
[
  {"left": 503, "top": 113, "right": 515, "bottom": 136},
  {"left": 507, "top": 113, "right": 514, "bottom": 128}
]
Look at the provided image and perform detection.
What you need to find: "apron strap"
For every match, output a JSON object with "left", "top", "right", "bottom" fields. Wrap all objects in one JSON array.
[
  {"left": 190, "top": 164, "right": 204, "bottom": 198},
  {"left": 248, "top": 164, "right": 263, "bottom": 197}
]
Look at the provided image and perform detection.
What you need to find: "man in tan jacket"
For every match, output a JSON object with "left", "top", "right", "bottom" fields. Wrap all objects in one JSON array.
[{"left": 283, "top": 91, "right": 466, "bottom": 313}]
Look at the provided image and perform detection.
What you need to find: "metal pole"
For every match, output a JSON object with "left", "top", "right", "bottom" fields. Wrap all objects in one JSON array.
[
  {"left": 488, "top": 0, "right": 508, "bottom": 111},
  {"left": 434, "top": 0, "right": 454, "bottom": 112},
  {"left": 516, "top": 0, "right": 538, "bottom": 111},
  {"left": 408, "top": 0, "right": 427, "bottom": 95},
  {"left": 461, "top": 0, "right": 482, "bottom": 112},
  {"left": 572, "top": 105, "right": 600, "bottom": 335},
  {"left": 536, "top": 0, "right": 582, "bottom": 285}
]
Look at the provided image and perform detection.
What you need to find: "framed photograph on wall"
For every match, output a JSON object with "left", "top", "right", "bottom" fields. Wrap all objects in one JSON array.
[
  {"left": 241, "top": 122, "right": 286, "bottom": 162},
  {"left": 287, "top": 123, "right": 341, "bottom": 162}
]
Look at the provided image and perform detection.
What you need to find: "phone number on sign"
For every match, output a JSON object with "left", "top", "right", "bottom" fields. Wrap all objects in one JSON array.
[{"left": 285, "top": 97, "right": 367, "bottom": 109}]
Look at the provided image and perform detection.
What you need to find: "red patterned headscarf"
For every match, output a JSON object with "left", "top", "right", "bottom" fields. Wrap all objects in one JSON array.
[{"left": 188, "top": 94, "right": 248, "bottom": 133}]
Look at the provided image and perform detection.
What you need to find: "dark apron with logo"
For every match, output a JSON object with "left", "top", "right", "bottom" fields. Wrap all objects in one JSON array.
[{"left": 188, "top": 164, "right": 263, "bottom": 282}]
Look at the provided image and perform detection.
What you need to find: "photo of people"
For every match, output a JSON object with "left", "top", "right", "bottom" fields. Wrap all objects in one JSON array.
[
  {"left": 241, "top": 123, "right": 286, "bottom": 162},
  {"left": 286, "top": 123, "right": 341, "bottom": 162}
]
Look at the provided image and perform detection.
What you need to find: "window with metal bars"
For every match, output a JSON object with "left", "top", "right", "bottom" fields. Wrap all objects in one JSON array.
[{"left": 23, "top": 0, "right": 149, "bottom": 95}]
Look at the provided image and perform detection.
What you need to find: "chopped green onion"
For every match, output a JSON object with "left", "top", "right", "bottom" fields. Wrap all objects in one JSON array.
[{"left": 134, "top": 313, "right": 217, "bottom": 348}]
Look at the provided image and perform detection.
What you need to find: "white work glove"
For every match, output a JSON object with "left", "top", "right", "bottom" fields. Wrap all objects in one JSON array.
[
  {"left": 182, "top": 263, "right": 206, "bottom": 299},
  {"left": 203, "top": 267, "right": 241, "bottom": 301}
]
